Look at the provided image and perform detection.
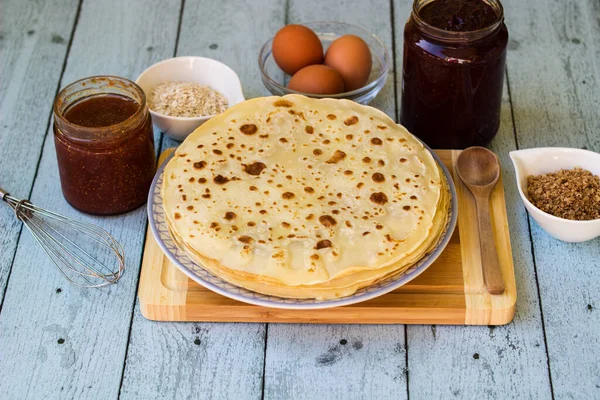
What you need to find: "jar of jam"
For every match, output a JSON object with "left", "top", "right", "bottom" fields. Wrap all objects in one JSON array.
[
  {"left": 400, "top": 0, "right": 508, "bottom": 149},
  {"left": 53, "top": 76, "right": 156, "bottom": 215}
]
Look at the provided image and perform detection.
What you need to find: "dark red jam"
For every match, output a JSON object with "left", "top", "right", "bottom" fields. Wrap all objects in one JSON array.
[
  {"left": 400, "top": 0, "right": 508, "bottom": 149},
  {"left": 420, "top": 0, "right": 498, "bottom": 32},
  {"left": 64, "top": 94, "right": 139, "bottom": 127},
  {"left": 53, "top": 77, "right": 156, "bottom": 215}
]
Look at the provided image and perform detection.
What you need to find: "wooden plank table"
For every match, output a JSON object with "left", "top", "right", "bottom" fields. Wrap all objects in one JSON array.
[{"left": 0, "top": 0, "right": 598, "bottom": 398}]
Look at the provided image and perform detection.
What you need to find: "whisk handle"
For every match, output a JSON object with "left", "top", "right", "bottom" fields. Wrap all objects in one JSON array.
[{"left": 0, "top": 187, "right": 8, "bottom": 200}]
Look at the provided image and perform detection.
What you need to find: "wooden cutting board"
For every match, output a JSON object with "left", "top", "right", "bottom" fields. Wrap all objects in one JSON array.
[{"left": 138, "top": 149, "right": 516, "bottom": 325}]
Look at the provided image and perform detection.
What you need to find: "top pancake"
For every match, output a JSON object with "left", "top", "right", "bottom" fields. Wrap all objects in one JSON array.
[{"left": 162, "top": 95, "right": 444, "bottom": 288}]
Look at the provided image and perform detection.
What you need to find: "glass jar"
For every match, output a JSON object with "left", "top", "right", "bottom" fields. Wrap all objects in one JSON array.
[
  {"left": 400, "top": 0, "right": 508, "bottom": 149},
  {"left": 53, "top": 76, "right": 156, "bottom": 215}
]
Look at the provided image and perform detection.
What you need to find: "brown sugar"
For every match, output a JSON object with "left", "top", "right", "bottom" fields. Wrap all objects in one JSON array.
[{"left": 527, "top": 168, "right": 600, "bottom": 220}]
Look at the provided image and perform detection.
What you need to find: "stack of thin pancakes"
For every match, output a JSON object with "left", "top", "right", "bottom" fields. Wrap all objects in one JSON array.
[{"left": 162, "top": 95, "right": 450, "bottom": 300}]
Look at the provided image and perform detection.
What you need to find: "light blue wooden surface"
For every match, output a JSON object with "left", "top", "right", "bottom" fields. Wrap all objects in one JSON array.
[{"left": 0, "top": 0, "right": 599, "bottom": 399}]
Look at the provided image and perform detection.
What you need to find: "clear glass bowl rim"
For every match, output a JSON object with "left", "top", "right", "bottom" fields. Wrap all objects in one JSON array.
[{"left": 258, "top": 21, "right": 391, "bottom": 98}]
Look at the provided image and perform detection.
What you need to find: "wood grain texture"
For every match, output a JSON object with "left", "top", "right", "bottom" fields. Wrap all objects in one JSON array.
[
  {"left": 393, "top": 0, "right": 552, "bottom": 397},
  {"left": 138, "top": 149, "right": 516, "bottom": 325},
  {"left": 0, "top": 0, "right": 78, "bottom": 305},
  {"left": 264, "top": 324, "right": 408, "bottom": 400},
  {"left": 121, "top": 1, "right": 285, "bottom": 398},
  {"left": 504, "top": 0, "right": 600, "bottom": 397},
  {"left": 260, "top": 1, "right": 406, "bottom": 399},
  {"left": 0, "top": 0, "right": 180, "bottom": 398},
  {"left": 120, "top": 318, "right": 266, "bottom": 400}
]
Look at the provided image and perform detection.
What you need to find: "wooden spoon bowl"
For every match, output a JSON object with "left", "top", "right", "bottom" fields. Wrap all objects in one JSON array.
[{"left": 456, "top": 147, "right": 505, "bottom": 295}]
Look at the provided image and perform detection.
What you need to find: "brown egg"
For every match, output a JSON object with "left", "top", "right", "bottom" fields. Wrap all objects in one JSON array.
[
  {"left": 272, "top": 25, "right": 324, "bottom": 75},
  {"left": 324, "top": 35, "right": 372, "bottom": 91},
  {"left": 288, "top": 65, "right": 345, "bottom": 95}
]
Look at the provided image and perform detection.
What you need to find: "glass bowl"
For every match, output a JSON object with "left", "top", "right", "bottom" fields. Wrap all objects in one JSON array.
[{"left": 258, "top": 21, "right": 390, "bottom": 105}]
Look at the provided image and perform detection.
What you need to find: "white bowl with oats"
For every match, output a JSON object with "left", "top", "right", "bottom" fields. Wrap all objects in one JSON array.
[{"left": 136, "top": 56, "right": 245, "bottom": 141}]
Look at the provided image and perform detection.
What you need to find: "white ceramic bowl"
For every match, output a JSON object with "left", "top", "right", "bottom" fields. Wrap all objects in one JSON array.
[
  {"left": 510, "top": 147, "right": 600, "bottom": 242},
  {"left": 136, "top": 56, "right": 245, "bottom": 141}
]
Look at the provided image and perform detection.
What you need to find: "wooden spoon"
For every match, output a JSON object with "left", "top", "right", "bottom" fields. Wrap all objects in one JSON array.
[{"left": 456, "top": 147, "right": 505, "bottom": 295}]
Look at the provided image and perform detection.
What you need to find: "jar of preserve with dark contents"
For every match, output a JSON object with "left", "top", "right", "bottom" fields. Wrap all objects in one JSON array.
[
  {"left": 400, "top": 0, "right": 508, "bottom": 149},
  {"left": 53, "top": 76, "right": 156, "bottom": 215}
]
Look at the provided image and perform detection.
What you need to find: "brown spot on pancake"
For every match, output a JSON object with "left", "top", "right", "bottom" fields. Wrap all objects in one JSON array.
[
  {"left": 214, "top": 175, "right": 229, "bottom": 185},
  {"left": 357, "top": 182, "right": 365, "bottom": 189},
  {"left": 174, "top": 213, "right": 181, "bottom": 220},
  {"left": 371, "top": 138, "right": 383, "bottom": 145},
  {"left": 281, "top": 222, "right": 291, "bottom": 228},
  {"left": 259, "top": 210, "right": 267, "bottom": 214},
  {"left": 305, "top": 126, "right": 314, "bottom": 134},
  {"left": 376, "top": 224, "right": 383, "bottom": 230},
  {"left": 370, "top": 192, "right": 388, "bottom": 205},
  {"left": 410, "top": 195, "right": 418, "bottom": 200},
  {"left": 362, "top": 157, "right": 371, "bottom": 163},
  {"left": 213, "top": 149, "right": 222, "bottom": 155},
  {"left": 249, "top": 185, "right": 257, "bottom": 191},
  {"left": 248, "top": 221, "right": 256, "bottom": 227},
  {"left": 344, "top": 170, "right": 353, "bottom": 175},
  {"left": 182, "top": 195, "right": 187, "bottom": 201},
  {"left": 282, "top": 192, "right": 295, "bottom": 199},
  {"left": 243, "top": 162, "right": 267, "bottom": 175},
  {"left": 377, "top": 124, "right": 388, "bottom": 130},
  {"left": 378, "top": 160, "right": 385, "bottom": 166},
  {"left": 238, "top": 235, "right": 253, "bottom": 244},
  {"left": 372, "top": 173, "right": 385, "bottom": 183},
  {"left": 279, "top": 138, "right": 288, "bottom": 143},
  {"left": 310, "top": 254, "right": 320, "bottom": 261},
  {"left": 403, "top": 205, "right": 411, "bottom": 211},
  {"left": 193, "top": 161, "right": 207, "bottom": 170},
  {"left": 224, "top": 212, "right": 236, "bottom": 220},
  {"left": 210, "top": 222, "right": 219, "bottom": 228},
  {"left": 313, "top": 149, "right": 323, "bottom": 156},
  {"left": 202, "top": 194, "right": 211, "bottom": 199},
  {"left": 326, "top": 114, "right": 337, "bottom": 120},
  {"left": 344, "top": 116, "right": 359, "bottom": 126},
  {"left": 326, "top": 150, "right": 346, "bottom": 164},
  {"left": 240, "top": 124, "right": 258, "bottom": 135},
  {"left": 226, "top": 143, "right": 234, "bottom": 149},
  {"left": 315, "top": 239, "right": 332, "bottom": 249},
  {"left": 187, "top": 205, "right": 194, "bottom": 211},
  {"left": 319, "top": 215, "right": 337, "bottom": 227},
  {"left": 362, "top": 231, "right": 370, "bottom": 236},
  {"left": 274, "top": 100, "right": 293, "bottom": 107},
  {"left": 198, "top": 178, "right": 207, "bottom": 184},
  {"left": 399, "top": 158, "right": 407, "bottom": 163},
  {"left": 188, "top": 177, "right": 195, "bottom": 183},
  {"left": 306, "top": 214, "right": 314, "bottom": 220},
  {"left": 346, "top": 134, "right": 354, "bottom": 140}
]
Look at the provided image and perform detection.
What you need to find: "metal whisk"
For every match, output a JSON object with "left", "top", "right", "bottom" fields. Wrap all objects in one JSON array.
[{"left": 1, "top": 187, "right": 125, "bottom": 288}]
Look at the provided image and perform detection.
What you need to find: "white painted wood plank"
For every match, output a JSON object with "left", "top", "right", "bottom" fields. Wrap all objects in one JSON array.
[
  {"left": 0, "top": 0, "right": 180, "bottom": 398},
  {"left": 504, "top": 0, "right": 600, "bottom": 397},
  {"left": 404, "top": 85, "right": 552, "bottom": 399},
  {"left": 121, "top": 1, "right": 286, "bottom": 398},
  {"left": 264, "top": 325, "right": 408, "bottom": 400},
  {"left": 391, "top": 1, "right": 552, "bottom": 397},
  {"left": 0, "top": 0, "right": 78, "bottom": 304},
  {"left": 263, "top": 2, "right": 407, "bottom": 399},
  {"left": 120, "top": 319, "right": 266, "bottom": 400}
]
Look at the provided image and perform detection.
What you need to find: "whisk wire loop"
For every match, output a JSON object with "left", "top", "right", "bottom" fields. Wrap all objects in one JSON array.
[{"left": 1, "top": 191, "right": 125, "bottom": 288}]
